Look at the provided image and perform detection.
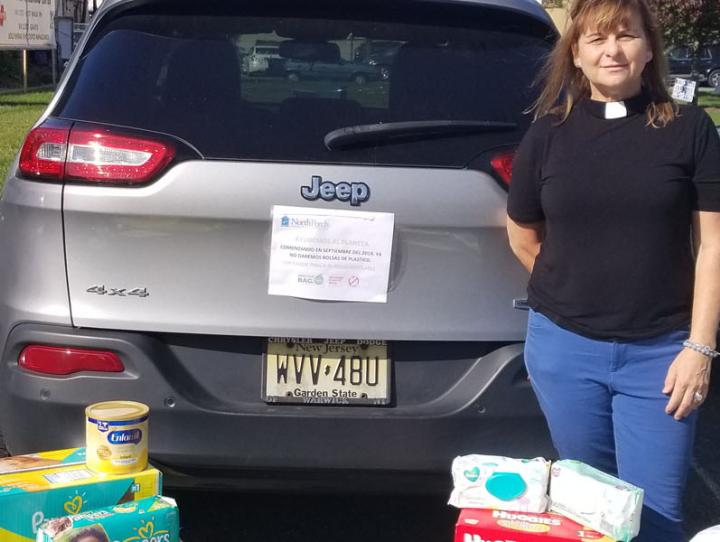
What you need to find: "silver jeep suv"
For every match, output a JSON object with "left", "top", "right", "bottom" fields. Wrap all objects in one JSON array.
[{"left": 0, "top": 0, "right": 556, "bottom": 489}]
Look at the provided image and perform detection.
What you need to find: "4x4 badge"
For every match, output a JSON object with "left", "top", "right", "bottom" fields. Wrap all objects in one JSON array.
[
  {"left": 301, "top": 175, "right": 370, "bottom": 206},
  {"left": 86, "top": 285, "right": 149, "bottom": 298}
]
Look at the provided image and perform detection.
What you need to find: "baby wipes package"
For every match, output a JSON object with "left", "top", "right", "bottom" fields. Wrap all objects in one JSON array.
[
  {"left": 37, "top": 495, "right": 179, "bottom": 542},
  {"left": 449, "top": 455, "right": 550, "bottom": 512},
  {"left": 454, "top": 508, "right": 617, "bottom": 542},
  {"left": 549, "top": 460, "right": 643, "bottom": 542},
  {"left": 0, "top": 448, "right": 161, "bottom": 542}
]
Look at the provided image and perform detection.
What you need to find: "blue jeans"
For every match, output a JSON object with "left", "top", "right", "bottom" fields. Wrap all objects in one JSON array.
[{"left": 524, "top": 309, "right": 697, "bottom": 542}]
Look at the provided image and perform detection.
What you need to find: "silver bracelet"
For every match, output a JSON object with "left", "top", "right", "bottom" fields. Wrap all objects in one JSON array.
[{"left": 682, "top": 339, "right": 720, "bottom": 359}]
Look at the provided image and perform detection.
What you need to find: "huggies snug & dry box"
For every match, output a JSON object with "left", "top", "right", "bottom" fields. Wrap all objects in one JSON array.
[
  {"left": 454, "top": 508, "right": 617, "bottom": 542},
  {"left": 0, "top": 448, "right": 161, "bottom": 541}
]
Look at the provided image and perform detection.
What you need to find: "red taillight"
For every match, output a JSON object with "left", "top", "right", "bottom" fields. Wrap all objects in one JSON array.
[
  {"left": 17, "top": 121, "right": 175, "bottom": 184},
  {"left": 18, "top": 124, "right": 71, "bottom": 180},
  {"left": 65, "top": 128, "right": 175, "bottom": 184},
  {"left": 18, "top": 345, "right": 125, "bottom": 375},
  {"left": 490, "top": 149, "right": 516, "bottom": 185}
]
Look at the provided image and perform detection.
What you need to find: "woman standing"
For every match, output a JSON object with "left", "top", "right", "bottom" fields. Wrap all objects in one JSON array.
[{"left": 507, "top": 0, "right": 720, "bottom": 540}]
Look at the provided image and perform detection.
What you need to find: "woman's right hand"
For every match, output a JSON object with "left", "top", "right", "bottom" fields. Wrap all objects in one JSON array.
[{"left": 506, "top": 216, "right": 544, "bottom": 273}]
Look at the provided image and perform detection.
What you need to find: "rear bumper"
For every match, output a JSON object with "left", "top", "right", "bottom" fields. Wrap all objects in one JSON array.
[{"left": 0, "top": 323, "right": 553, "bottom": 487}]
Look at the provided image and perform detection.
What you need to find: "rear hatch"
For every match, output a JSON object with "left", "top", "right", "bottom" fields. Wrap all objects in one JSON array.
[{"left": 54, "top": 0, "right": 554, "bottom": 341}]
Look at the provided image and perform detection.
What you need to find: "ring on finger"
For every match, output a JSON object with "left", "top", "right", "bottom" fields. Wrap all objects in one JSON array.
[{"left": 693, "top": 391, "right": 704, "bottom": 403}]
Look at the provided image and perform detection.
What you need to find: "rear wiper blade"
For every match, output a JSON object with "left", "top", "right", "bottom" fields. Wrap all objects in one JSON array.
[{"left": 324, "top": 120, "right": 517, "bottom": 150}]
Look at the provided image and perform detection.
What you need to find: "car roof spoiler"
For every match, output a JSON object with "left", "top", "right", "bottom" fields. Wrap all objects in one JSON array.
[{"left": 94, "top": 0, "right": 555, "bottom": 28}]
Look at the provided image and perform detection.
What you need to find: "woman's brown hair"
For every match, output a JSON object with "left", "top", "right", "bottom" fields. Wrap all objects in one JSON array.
[{"left": 533, "top": 0, "right": 677, "bottom": 126}]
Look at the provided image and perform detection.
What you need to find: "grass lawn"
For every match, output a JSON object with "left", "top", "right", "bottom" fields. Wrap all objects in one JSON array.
[
  {"left": 698, "top": 92, "right": 720, "bottom": 124},
  {"left": 0, "top": 91, "right": 53, "bottom": 187}
]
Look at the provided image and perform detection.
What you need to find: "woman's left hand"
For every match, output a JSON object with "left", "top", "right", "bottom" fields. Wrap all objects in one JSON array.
[{"left": 663, "top": 348, "right": 712, "bottom": 420}]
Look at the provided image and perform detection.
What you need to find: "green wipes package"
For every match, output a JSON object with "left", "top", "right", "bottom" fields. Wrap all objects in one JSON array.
[
  {"left": 0, "top": 448, "right": 161, "bottom": 542},
  {"left": 36, "top": 495, "right": 179, "bottom": 542}
]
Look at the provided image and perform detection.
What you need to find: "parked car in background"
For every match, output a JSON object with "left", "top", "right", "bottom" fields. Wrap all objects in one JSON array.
[
  {"left": 283, "top": 51, "right": 381, "bottom": 84},
  {"left": 354, "top": 40, "right": 403, "bottom": 80},
  {"left": 0, "top": 0, "right": 557, "bottom": 491},
  {"left": 666, "top": 44, "right": 720, "bottom": 88},
  {"left": 242, "top": 41, "right": 282, "bottom": 74}
]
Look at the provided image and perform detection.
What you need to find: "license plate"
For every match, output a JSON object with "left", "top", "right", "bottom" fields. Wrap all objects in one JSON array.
[{"left": 263, "top": 338, "right": 391, "bottom": 405}]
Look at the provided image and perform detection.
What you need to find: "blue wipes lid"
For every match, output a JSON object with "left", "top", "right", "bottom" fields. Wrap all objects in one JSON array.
[{"left": 485, "top": 472, "right": 527, "bottom": 501}]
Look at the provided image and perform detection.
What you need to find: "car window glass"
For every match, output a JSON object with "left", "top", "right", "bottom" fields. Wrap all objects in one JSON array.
[
  {"left": 669, "top": 46, "right": 690, "bottom": 60},
  {"left": 57, "top": 13, "right": 551, "bottom": 167},
  {"left": 255, "top": 47, "right": 279, "bottom": 55}
]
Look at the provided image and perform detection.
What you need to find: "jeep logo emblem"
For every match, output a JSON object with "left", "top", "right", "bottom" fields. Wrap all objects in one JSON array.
[{"left": 300, "top": 175, "right": 370, "bottom": 206}]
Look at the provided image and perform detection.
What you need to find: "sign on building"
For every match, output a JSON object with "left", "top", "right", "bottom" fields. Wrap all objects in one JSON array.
[{"left": 0, "top": 0, "right": 56, "bottom": 50}]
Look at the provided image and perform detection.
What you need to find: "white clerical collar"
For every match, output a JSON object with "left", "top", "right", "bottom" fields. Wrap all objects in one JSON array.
[
  {"left": 583, "top": 94, "right": 649, "bottom": 119},
  {"left": 604, "top": 101, "right": 628, "bottom": 119}
]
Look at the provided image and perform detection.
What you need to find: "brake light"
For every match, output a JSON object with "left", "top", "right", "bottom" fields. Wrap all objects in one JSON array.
[
  {"left": 17, "top": 121, "right": 175, "bottom": 184},
  {"left": 490, "top": 149, "right": 516, "bottom": 185},
  {"left": 18, "top": 123, "right": 71, "bottom": 180},
  {"left": 18, "top": 345, "right": 125, "bottom": 375}
]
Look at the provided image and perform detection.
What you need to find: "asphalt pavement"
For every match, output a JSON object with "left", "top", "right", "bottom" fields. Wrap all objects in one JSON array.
[
  {"left": 0, "top": 373, "right": 718, "bottom": 540},
  {"left": 685, "top": 367, "right": 720, "bottom": 534},
  {"left": 165, "top": 490, "right": 458, "bottom": 542},
  {"left": 165, "top": 371, "right": 720, "bottom": 541}
]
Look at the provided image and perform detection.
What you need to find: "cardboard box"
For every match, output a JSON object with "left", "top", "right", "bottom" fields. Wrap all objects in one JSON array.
[
  {"left": 0, "top": 448, "right": 161, "bottom": 542},
  {"left": 454, "top": 508, "right": 616, "bottom": 542},
  {"left": 37, "top": 495, "right": 179, "bottom": 542},
  {"left": 0, "top": 448, "right": 86, "bottom": 475}
]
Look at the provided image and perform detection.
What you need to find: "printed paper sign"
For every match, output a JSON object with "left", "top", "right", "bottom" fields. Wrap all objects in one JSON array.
[
  {"left": 0, "top": 0, "right": 56, "bottom": 50},
  {"left": 671, "top": 77, "right": 696, "bottom": 103},
  {"left": 268, "top": 205, "right": 395, "bottom": 303}
]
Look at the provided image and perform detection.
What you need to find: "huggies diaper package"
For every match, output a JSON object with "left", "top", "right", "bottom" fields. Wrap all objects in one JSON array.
[
  {"left": 549, "top": 460, "right": 643, "bottom": 542},
  {"left": 454, "top": 508, "right": 616, "bottom": 542},
  {"left": 0, "top": 448, "right": 162, "bottom": 541},
  {"left": 37, "top": 495, "right": 179, "bottom": 542},
  {"left": 449, "top": 455, "right": 551, "bottom": 512}
]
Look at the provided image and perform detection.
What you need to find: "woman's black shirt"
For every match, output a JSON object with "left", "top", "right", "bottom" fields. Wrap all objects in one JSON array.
[{"left": 507, "top": 96, "right": 720, "bottom": 340}]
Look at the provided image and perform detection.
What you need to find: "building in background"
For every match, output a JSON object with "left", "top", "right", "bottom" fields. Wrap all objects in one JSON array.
[
  {"left": 542, "top": 0, "right": 570, "bottom": 33},
  {"left": 56, "top": 0, "right": 88, "bottom": 23},
  {"left": 53, "top": 0, "right": 91, "bottom": 67}
]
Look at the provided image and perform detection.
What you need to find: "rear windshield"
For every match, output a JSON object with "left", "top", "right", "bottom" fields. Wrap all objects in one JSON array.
[{"left": 57, "top": 6, "right": 553, "bottom": 167}]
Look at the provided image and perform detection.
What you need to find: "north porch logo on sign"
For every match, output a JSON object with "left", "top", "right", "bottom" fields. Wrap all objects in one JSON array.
[{"left": 0, "top": 5, "right": 6, "bottom": 27}]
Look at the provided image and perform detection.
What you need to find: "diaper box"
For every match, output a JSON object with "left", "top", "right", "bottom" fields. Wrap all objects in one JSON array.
[
  {"left": 0, "top": 448, "right": 161, "bottom": 541},
  {"left": 454, "top": 508, "right": 617, "bottom": 542},
  {"left": 0, "top": 449, "right": 86, "bottom": 475},
  {"left": 37, "top": 495, "right": 179, "bottom": 542}
]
